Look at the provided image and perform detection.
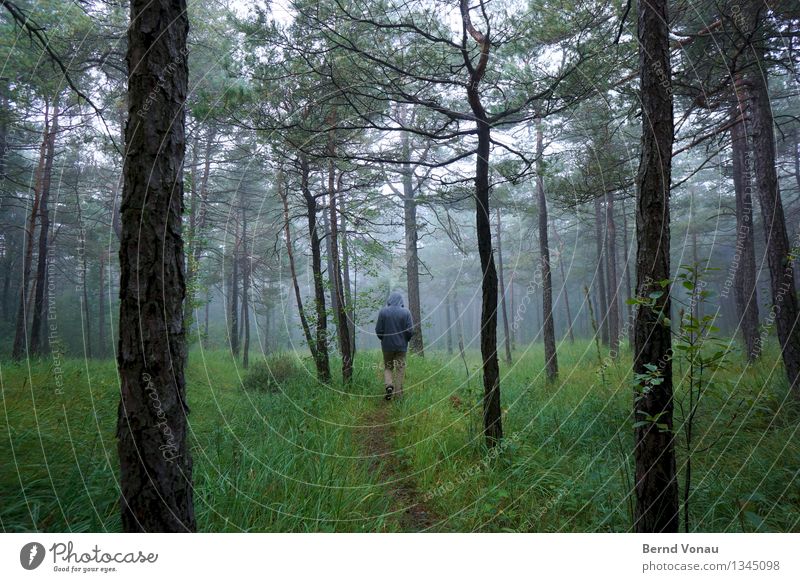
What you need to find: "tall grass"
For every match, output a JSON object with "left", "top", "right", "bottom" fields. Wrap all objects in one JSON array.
[{"left": 1, "top": 341, "right": 798, "bottom": 532}]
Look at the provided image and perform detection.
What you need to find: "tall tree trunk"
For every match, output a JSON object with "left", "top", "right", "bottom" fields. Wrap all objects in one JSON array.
[
  {"left": 463, "top": 0, "right": 502, "bottom": 445},
  {"left": 76, "top": 181, "right": 92, "bottom": 358},
  {"left": 279, "top": 170, "right": 316, "bottom": 359},
  {"left": 445, "top": 291, "right": 453, "bottom": 355},
  {"left": 552, "top": 228, "right": 575, "bottom": 343},
  {"left": 29, "top": 98, "right": 59, "bottom": 357},
  {"left": 184, "top": 127, "right": 214, "bottom": 329},
  {"left": 496, "top": 209, "right": 512, "bottom": 364},
  {"left": 117, "top": 0, "right": 195, "bottom": 532},
  {"left": 605, "top": 191, "right": 621, "bottom": 356},
  {"left": 241, "top": 202, "right": 250, "bottom": 369},
  {"left": 327, "top": 121, "right": 353, "bottom": 383},
  {"left": 339, "top": 191, "right": 356, "bottom": 355},
  {"left": 537, "top": 121, "right": 558, "bottom": 380},
  {"left": 633, "top": 0, "right": 678, "bottom": 533},
  {"left": 302, "top": 155, "right": 331, "bottom": 384},
  {"left": 229, "top": 217, "right": 240, "bottom": 358},
  {"left": 622, "top": 198, "right": 634, "bottom": 326},
  {"left": 12, "top": 101, "right": 49, "bottom": 360},
  {"left": 593, "top": 196, "right": 610, "bottom": 346},
  {"left": 402, "top": 131, "right": 425, "bottom": 356},
  {"left": 745, "top": 48, "right": 800, "bottom": 395},
  {"left": 98, "top": 251, "right": 106, "bottom": 357}
]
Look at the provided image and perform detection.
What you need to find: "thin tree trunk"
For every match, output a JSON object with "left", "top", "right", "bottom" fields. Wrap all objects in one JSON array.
[
  {"left": 552, "top": 228, "right": 575, "bottom": 343},
  {"left": 593, "top": 196, "right": 610, "bottom": 346},
  {"left": 402, "top": 130, "right": 425, "bottom": 356},
  {"left": 279, "top": 170, "right": 316, "bottom": 358},
  {"left": 327, "top": 118, "right": 353, "bottom": 383},
  {"left": 633, "top": 0, "right": 678, "bottom": 533},
  {"left": 622, "top": 198, "right": 634, "bottom": 325},
  {"left": 339, "top": 191, "right": 356, "bottom": 355},
  {"left": 302, "top": 154, "right": 331, "bottom": 383},
  {"left": 76, "top": 179, "right": 92, "bottom": 359},
  {"left": 117, "top": 0, "right": 195, "bottom": 532},
  {"left": 29, "top": 98, "right": 59, "bottom": 356},
  {"left": 445, "top": 291, "right": 453, "bottom": 355},
  {"left": 184, "top": 127, "right": 214, "bottom": 329},
  {"left": 471, "top": 82, "right": 502, "bottom": 446},
  {"left": 537, "top": 121, "right": 558, "bottom": 380},
  {"left": 229, "top": 216, "right": 240, "bottom": 358},
  {"left": 98, "top": 251, "right": 106, "bottom": 357},
  {"left": 241, "top": 202, "right": 250, "bottom": 369},
  {"left": 496, "top": 209, "right": 512, "bottom": 364},
  {"left": 12, "top": 101, "right": 49, "bottom": 360},
  {"left": 605, "top": 190, "right": 621, "bottom": 357}
]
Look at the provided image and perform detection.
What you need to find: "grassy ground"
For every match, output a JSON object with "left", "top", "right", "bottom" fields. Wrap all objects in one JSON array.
[{"left": 1, "top": 341, "right": 798, "bottom": 532}]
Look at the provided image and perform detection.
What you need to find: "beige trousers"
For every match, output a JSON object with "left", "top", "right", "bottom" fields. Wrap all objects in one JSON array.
[{"left": 382, "top": 351, "right": 407, "bottom": 396}]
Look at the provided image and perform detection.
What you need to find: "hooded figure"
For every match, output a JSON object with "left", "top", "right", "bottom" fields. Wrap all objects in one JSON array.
[{"left": 375, "top": 291, "right": 415, "bottom": 400}]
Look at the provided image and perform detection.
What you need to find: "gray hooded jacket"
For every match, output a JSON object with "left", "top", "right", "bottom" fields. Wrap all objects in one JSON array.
[{"left": 375, "top": 292, "right": 415, "bottom": 352}]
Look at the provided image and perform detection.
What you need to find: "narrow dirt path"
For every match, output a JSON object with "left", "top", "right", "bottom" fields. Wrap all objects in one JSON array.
[{"left": 359, "top": 402, "right": 443, "bottom": 532}]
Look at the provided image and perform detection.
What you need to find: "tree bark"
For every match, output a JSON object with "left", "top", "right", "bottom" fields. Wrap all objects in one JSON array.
[
  {"left": 402, "top": 129, "right": 425, "bottom": 356},
  {"left": 241, "top": 201, "right": 250, "bottom": 369},
  {"left": 745, "top": 54, "right": 800, "bottom": 394},
  {"left": 326, "top": 113, "right": 353, "bottom": 383},
  {"left": 496, "top": 209, "right": 512, "bottom": 364},
  {"left": 279, "top": 170, "right": 316, "bottom": 360},
  {"left": 229, "top": 216, "right": 240, "bottom": 358},
  {"left": 302, "top": 154, "right": 331, "bottom": 384},
  {"left": 605, "top": 190, "right": 621, "bottom": 357},
  {"left": 29, "top": 97, "right": 59, "bottom": 356},
  {"left": 537, "top": 121, "right": 558, "bottom": 380},
  {"left": 116, "top": 0, "right": 195, "bottom": 532},
  {"left": 593, "top": 196, "right": 610, "bottom": 346},
  {"left": 622, "top": 198, "right": 634, "bottom": 326},
  {"left": 461, "top": 0, "right": 502, "bottom": 446},
  {"left": 12, "top": 101, "right": 49, "bottom": 360},
  {"left": 633, "top": 0, "right": 678, "bottom": 533},
  {"left": 552, "top": 228, "right": 575, "bottom": 343},
  {"left": 98, "top": 251, "right": 106, "bottom": 357}
]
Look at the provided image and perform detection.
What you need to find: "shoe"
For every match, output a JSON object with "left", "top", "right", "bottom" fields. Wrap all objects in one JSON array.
[{"left": 385, "top": 385, "right": 394, "bottom": 401}]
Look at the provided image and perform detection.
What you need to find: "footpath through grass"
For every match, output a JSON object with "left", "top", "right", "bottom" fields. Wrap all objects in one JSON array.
[{"left": 1, "top": 341, "right": 798, "bottom": 532}]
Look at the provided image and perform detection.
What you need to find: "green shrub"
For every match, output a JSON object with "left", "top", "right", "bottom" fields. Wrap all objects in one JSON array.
[{"left": 242, "top": 354, "right": 302, "bottom": 392}]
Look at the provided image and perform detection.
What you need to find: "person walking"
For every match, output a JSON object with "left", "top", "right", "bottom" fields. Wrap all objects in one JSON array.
[{"left": 375, "top": 291, "right": 415, "bottom": 400}]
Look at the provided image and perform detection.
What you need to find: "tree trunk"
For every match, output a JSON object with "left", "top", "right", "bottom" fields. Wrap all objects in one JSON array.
[
  {"left": 279, "top": 169, "right": 316, "bottom": 359},
  {"left": 552, "top": 228, "right": 575, "bottom": 343},
  {"left": 184, "top": 127, "right": 214, "bottom": 329},
  {"left": 98, "top": 251, "right": 106, "bottom": 357},
  {"left": 605, "top": 190, "right": 621, "bottom": 357},
  {"left": 496, "top": 210, "right": 512, "bottom": 364},
  {"left": 445, "top": 291, "right": 453, "bottom": 355},
  {"left": 241, "top": 202, "right": 250, "bottom": 369},
  {"left": 339, "top": 192, "right": 356, "bottom": 355},
  {"left": 12, "top": 101, "right": 49, "bottom": 360},
  {"left": 116, "top": 0, "right": 195, "bottom": 532},
  {"left": 622, "top": 198, "right": 634, "bottom": 326},
  {"left": 403, "top": 131, "right": 425, "bottom": 356},
  {"left": 593, "top": 196, "right": 610, "bottom": 346},
  {"left": 632, "top": 0, "right": 678, "bottom": 533},
  {"left": 326, "top": 113, "right": 353, "bottom": 383},
  {"left": 29, "top": 98, "right": 59, "bottom": 357},
  {"left": 745, "top": 52, "right": 800, "bottom": 394},
  {"left": 229, "top": 217, "right": 240, "bottom": 358},
  {"left": 302, "top": 155, "right": 331, "bottom": 384},
  {"left": 473, "top": 111, "right": 502, "bottom": 445},
  {"left": 537, "top": 121, "right": 558, "bottom": 380}
]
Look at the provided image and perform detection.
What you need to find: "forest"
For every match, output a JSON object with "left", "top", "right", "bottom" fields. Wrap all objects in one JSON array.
[{"left": 0, "top": 0, "right": 799, "bottom": 534}]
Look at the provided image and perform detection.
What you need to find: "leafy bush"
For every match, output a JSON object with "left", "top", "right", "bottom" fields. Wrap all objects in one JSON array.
[{"left": 242, "top": 354, "right": 302, "bottom": 393}]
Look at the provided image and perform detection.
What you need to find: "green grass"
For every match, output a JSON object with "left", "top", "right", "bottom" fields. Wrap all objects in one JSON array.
[{"left": 1, "top": 341, "right": 798, "bottom": 532}]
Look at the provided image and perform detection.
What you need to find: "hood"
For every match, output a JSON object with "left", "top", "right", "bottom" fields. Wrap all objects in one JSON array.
[{"left": 386, "top": 291, "right": 404, "bottom": 308}]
